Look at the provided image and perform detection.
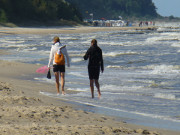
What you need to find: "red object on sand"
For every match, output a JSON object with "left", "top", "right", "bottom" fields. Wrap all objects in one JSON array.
[{"left": 36, "top": 66, "right": 49, "bottom": 74}]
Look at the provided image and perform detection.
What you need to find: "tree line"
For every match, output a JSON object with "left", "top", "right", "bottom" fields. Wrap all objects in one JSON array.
[
  {"left": 0, "top": 0, "right": 82, "bottom": 24},
  {"left": 0, "top": 0, "right": 159, "bottom": 25},
  {"left": 66, "top": 0, "right": 158, "bottom": 20}
]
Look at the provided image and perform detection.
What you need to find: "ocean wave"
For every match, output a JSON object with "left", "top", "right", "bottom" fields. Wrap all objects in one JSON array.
[
  {"left": 0, "top": 39, "right": 25, "bottom": 44},
  {"left": 103, "top": 51, "right": 139, "bottom": 57},
  {"left": 99, "top": 41, "right": 144, "bottom": 47},
  {"left": 67, "top": 88, "right": 88, "bottom": 92},
  {"left": 132, "top": 79, "right": 155, "bottom": 84},
  {"left": 154, "top": 93, "right": 177, "bottom": 100},
  {"left": 34, "top": 50, "right": 51, "bottom": 55},
  {"left": 146, "top": 36, "right": 180, "bottom": 43},
  {"left": 0, "top": 44, "right": 25, "bottom": 48},
  {"left": 99, "top": 41, "right": 124, "bottom": 46},
  {"left": 69, "top": 53, "right": 84, "bottom": 57},
  {"left": 158, "top": 38, "right": 179, "bottom": 41},
  {"left": 34, "top": 77, "right": 54, "bottom": 83},
  {"left": 150, "top": 65, "right": 179, "bottom": 74},
  {"left": 106, "top": 65, "right": 124, "bottom": 69},
  {"left": 71, "top": 58, "right": 84, "bottom": 63},
  {"left": 60, "top": 37, "right": 79, "bottom": 40},
  {"left": 101, "top": 84, "right": 144, "bottom": 92},
  {"left": 130, "top": 111, "right": 180, "bottom": 123},
  {"left": 174, "top": 116, "right": 180, "bottom": 120},
  {"left": 157, "top": 26, "right": 180, "bottom": 33},
  {"left": 171, "top": 42, "right": 180, "bottom": 47},
  {"left": 140, "top": 64, "right": 180, "bottom": 73},
  {"left": 0, "top": 43, "right": 44, "bottom": 50},
  {"left": 161, "top": 32, "right": 180, "bottom": 36},
  {"left": 68, "top": 72, "right": 87, "bottom": 78},
  {"left": 111, "top": 30, "right": 155, "bottom": 35},
  {"left": 17, "top": 47, "right": 37, "bottom": 52}
]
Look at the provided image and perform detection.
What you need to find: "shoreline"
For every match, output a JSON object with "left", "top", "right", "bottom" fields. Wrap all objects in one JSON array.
[
  {"left": 0, "top": 26, "right": 157, "bottom": 35},
  {"left": 0, "top": 26, "right": 180, "bottom": 135},
  {"left": 1, "top": 58, "right": 180, "bottom": 135},
  {"left": 0, "top": 59, "right": 179, "bottom": 135}
]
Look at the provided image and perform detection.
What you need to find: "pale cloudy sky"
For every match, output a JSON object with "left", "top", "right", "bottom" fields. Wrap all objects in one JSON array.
[{"left": 152, "top": 0, "right": 180, "bottom": 17}]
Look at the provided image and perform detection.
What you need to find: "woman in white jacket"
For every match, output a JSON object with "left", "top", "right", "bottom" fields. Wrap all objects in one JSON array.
[{"left": 48, "top": 36, "right": 70, "bottom": 95}]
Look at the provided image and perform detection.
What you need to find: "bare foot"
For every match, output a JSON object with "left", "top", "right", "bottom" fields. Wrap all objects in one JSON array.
[
  {"left": 98, "top": 93, "right": 101, "bottom": 99},
  {"left": 62, "top": 91, "right": 66, "bottom": 95}
]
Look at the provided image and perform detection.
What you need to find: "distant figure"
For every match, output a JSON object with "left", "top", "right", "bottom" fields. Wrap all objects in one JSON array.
[
  {"left": 84, "top": 39, "right": 104, "bottom": 98},
  {"left": 126, "top": 21, "right": 129, "bottom": 26},
  {"left": 93, "top": 21, "right": 98, "bottom": 26},
  {"left": 139, "top": 21, "right": 143, "bottom": 27},
  {"left": 48, "top": 36, "right": 70, "bottom": 95}
]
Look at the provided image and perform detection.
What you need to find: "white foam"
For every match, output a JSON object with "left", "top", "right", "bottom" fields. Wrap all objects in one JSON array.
[
  {"left": 36, "top": 50, "right": 50, "bottom": 55},
  {"left": 71, "top": 58, "right": 83, "bottom": 63},
  {"left": 68, "top": 50, "right": 85, "bottom": 53},
  {"left": 171, "top": 42, "right": 180, "bottom": 48},
  {"left": 67, "top": 87, "right": 89, "bottom": 92},
  {"left": 0, "top": 40, "right": 25, "bottom": 44},
  {"left": 34, "top": 77, "right": 54, "bottom": 84},
  {"left": 107, "top": 65, "right": 124, "bottom": 69},
  {"left": 68, "top": 72, "right": 87, "bottom": 78},
  {"left": 17, "top": 47, "right": 37, "bottom": 52},
  {"left": 146, "top": 36, "right": 179, "bottom": 43},
  {"left": 161, "top": 32, "right": 180, "bottom": 37},
  {"left": 103, "top": 51, "right": 139, "bottom": 57},
  {"left": 151, "top": 65, "right": 179, "bottom": 74},
  {"left": 1, "top": 44, "right": 25, "bottom": 48},
  {"left": 130, "top": 111, "right": 180, "bottom": 123},
  {"left": 69, "top": 53, "right": 84, "bottom": 57},
  {"left": 101, "top": 84, "right": 143, "bottom": 92},
  {"left": 98, "top": 41, "right": 124, "bottom": 46},
  {"left": 154, "top": 93, "right": 176, "bottom": 100},
  {"left": 60, "top": 37, "right": 79, "bottom": 40},
  {"left": 146, "top": 37, "right": 161, "bottom": 43}
]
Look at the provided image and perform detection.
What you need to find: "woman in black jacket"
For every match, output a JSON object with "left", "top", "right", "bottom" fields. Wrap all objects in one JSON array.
[{"left": 84, "top": 39, "right": 104, "bottom": 98}]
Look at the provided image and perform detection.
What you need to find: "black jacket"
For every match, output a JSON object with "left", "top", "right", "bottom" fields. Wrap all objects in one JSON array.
[{"left": 84, "top": 45, "right": 104, "bottom": 71}]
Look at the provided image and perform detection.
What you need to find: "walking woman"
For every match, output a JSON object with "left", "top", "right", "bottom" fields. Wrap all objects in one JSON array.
[
  {"left": 84, "top": 39, "right": 104, "bottom": 98},
  {"left": 48, "top": 36, "right": 70, "bottom": 95}
]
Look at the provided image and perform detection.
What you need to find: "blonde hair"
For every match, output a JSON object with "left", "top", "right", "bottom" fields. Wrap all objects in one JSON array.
[{"left": 53, "top": 36, "right": 60, "bottom": 43}]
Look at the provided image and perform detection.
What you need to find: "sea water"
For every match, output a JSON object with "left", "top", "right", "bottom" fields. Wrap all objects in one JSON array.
[{"left": 1, "top": 22, "right": 180, "bottom": 131}]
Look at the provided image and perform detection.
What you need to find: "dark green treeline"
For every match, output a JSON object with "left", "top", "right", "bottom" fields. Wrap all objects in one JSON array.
[
  {"left": 66, "top": 0, "right": 158, "bottom": 20},
  {"left": 0, "top": 0, "right": 82, "bottom": 23},
  {"left": 0, "top": 0, "right": 159, "bottom": 24}
]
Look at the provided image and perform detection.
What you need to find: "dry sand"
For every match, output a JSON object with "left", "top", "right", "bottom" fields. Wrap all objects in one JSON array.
[
  {"left": 0, "top": 26, "right": 180, "bottom": 135},
  {"left": 0, "top": 26, "right": 157, "bottom": 35}
]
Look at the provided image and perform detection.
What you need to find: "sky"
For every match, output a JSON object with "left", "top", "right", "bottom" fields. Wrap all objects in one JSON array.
[{"left": 152, "top": 0, "right": 180, "bottom": 17}]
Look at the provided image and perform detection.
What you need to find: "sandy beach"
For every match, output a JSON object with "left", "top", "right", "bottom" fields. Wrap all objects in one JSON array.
[
  {"left": 0, "top": 26, "right": 180, "bottom": 135},
  {"left": 0, "top": 25, "right": 157, "bottom": 35}
]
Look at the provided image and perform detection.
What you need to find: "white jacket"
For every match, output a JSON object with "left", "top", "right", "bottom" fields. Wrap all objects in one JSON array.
[{"left": 48, "top": 42, "right": 70, "bottom": 68}]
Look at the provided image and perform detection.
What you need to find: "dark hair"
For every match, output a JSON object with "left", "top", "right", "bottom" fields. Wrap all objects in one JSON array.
[{"left": 91, "top": 39, "right": 97, "bottom": 46}]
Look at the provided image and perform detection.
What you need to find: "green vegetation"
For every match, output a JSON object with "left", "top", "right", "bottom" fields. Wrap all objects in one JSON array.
[
  {"left": 66, "top": 0, "right": 158, "bottom": 20},
  {"left": 0, "top": 0, "right": 82, "bottom": 26},
  {"left": 1, "top": 0, "right": 178, "bottom": 26}
]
